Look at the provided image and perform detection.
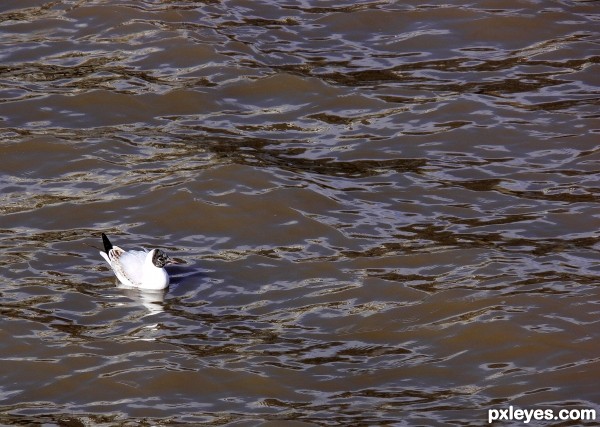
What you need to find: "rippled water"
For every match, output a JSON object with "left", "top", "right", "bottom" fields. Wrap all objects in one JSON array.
[{"left": 1, "top": 1, "right": 599, "bottom": 425}]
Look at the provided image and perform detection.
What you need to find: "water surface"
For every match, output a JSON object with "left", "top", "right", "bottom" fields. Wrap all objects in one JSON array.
[{"left": 0, "top": 1, "right": 599, "bottom": 425}]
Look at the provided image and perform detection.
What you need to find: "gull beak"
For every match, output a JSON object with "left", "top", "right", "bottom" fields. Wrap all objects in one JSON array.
[{"left": 167, "top": 256, "right": 184, "bottom": 265}]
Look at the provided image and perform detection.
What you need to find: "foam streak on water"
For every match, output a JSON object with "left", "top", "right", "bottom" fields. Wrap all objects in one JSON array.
[{"left": 0, "top": 1, "right": 599, "bottom": 425}]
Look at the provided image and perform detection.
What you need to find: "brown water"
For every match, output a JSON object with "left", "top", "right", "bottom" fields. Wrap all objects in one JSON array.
[{"left": 1, "top": 1, "right": 599, "bottom": 426}]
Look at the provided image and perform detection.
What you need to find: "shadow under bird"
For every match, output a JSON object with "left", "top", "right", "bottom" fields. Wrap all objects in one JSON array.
[{"left": 99, "top": 233, "right": 180, "bottom": 290}]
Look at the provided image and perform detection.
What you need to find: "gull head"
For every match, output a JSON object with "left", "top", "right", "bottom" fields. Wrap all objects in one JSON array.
[{"left": 151, "top": 249, "right": 179, "bottom": 268}]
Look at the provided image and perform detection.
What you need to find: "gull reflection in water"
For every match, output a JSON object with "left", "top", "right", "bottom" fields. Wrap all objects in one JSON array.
[
  {"left": 117, "top": 283, "right": 166, "bottom": 315},
  {"left": 113, "top": 266, "right": 204, "bottom": 315}
]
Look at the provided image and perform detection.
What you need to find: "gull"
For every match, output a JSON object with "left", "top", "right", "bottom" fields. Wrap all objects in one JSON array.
[{"left": 99, "top": 233, "right": 179, "bottom": 290}]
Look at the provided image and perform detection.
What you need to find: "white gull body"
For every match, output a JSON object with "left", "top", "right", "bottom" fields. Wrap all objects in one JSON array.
[{"left": 99, "top": 233, "right": 177, "bottom": 290}]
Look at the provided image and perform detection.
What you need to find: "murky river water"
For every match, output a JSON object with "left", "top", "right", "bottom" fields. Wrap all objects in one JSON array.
[{"left": 1, "top": 1, "right": 599, "bottom": 426}]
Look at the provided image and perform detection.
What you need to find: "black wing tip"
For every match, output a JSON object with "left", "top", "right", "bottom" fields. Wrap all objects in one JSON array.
[{"left": 101, "top": 233, "right": 113, "bottom": 254}]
